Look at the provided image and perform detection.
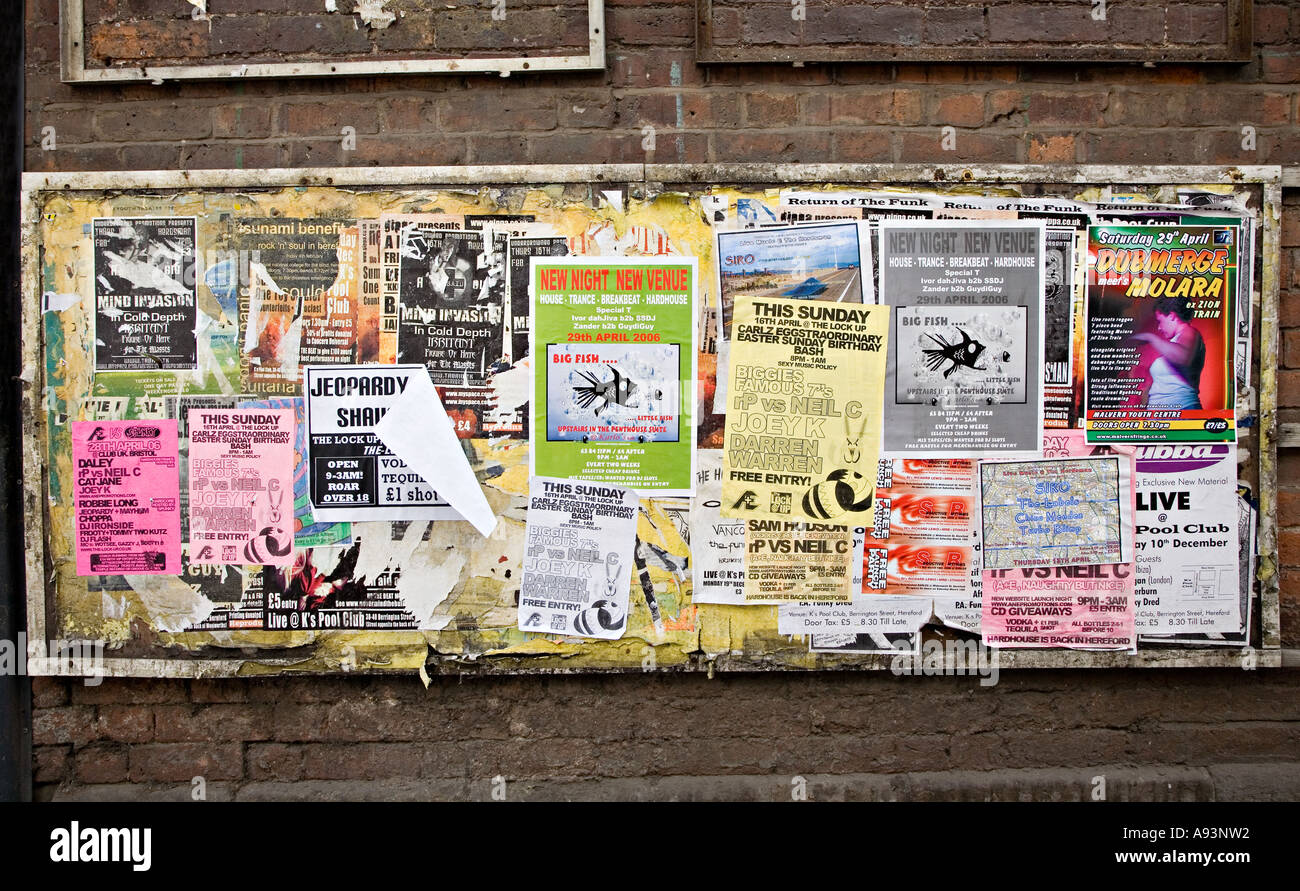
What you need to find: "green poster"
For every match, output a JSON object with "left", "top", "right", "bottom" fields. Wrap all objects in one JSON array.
[{"left": 530, "top": 258, "right": 698, "bottom": 495}]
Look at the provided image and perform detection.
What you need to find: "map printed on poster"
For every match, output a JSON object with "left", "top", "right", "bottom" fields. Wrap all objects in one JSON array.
[
  {"left": 531, "top": 258, "right": 698, "bottom": 495},
  {"left": 304, "top": 365, "right": 461, "bottom": 523},
  {"left": 721, "top": 295, "right": 889, "bottom": 523},
  {"left": 689, "top": 450, "right": 746, "bottom": 605},
  {"left": 1085, "top": 225, "right": 1237, "bottom": 443},
  {"left": 1132, "top": 443, "right": 1240, "bottom": 634},
  {"left": 980, "top": 429, "right": 1138, "bottom": 650},
  {"left": 93, "top": 217, "right": 198, "bottom": 372},
  {"left": 979, "top": 456, "right": 1133, "bottom": 570},
  {"left": 72, "top": 420, "right": 182, "bottom": 575},
  {"left": 744, "top": 521, "right": 855, "bottom": 602},
  {"left": 188, "top": 408, "right": 295, "bottom": 565},
  {"left": 517, "top": 476, "right": 639, "bottom": 639},
  {"left": 878, "top": 221, "right": 1044, "bottom": 457}
]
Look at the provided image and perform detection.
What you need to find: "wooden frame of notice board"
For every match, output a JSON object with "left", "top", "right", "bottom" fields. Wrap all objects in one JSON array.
[{"left": 20, "top": 163, "right": 1283, "bottom": 679}]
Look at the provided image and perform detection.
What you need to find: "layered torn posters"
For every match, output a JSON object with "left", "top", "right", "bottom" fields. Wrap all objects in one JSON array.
[{"left": 40, "top": 185, "right": 1262, "bottom": 661}]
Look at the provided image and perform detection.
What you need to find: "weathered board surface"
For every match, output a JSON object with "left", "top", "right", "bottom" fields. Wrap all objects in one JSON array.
[{"left": 21, "top": 163, "right": 1282, "bottom": 677}]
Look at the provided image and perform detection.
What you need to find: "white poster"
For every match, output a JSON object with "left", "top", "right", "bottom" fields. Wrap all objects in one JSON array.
[
  {"left": 304, "top": 365, "right": 462, "bottom": 523},
  {"left": 689, "top": 450, "right": 746, "bottom": 605},
  {"left": 517, "top": 476, "right": 639, "bottom": 639}
]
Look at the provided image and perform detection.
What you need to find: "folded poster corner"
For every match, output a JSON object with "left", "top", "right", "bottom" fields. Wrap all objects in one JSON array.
[{"left": 372, "top": 367, "right": 498, "bottom": 538}]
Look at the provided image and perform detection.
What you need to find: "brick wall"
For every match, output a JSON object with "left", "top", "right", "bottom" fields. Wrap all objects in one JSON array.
[{"left": 23, "top": 0, "right": 1300, "bottom": 800}]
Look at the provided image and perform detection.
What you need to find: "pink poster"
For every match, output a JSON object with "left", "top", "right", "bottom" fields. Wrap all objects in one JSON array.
[
  {"left": 980, "top": 429, "right": 1137, "bottom": 650},
  {"left": 72, "top": 420, "right": 181, "bottom": 576},
  {"left": 188, "top": 408, "right": 296, "bottom": 565}
]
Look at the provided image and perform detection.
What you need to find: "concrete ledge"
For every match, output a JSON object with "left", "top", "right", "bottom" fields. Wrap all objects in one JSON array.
[{"left": 41, "top": 763, "right": 1300, "bottom": 802}]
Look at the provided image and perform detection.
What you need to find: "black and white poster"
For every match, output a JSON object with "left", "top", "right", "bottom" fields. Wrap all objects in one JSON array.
[
  {"left": 93, "top": 217, "right": 198, "bottom": 371},
  {"left": 517, "top": 476, "right": 638, "bottom": 640},
  {"left": 879, "top": 221, "right": 1044, "bottom": 457},
  {"left": 396, "top": 227, "right": 507, "bottom": 387},
  {"left": 304, "top": 364, "right": 461, "bottom": 522}
]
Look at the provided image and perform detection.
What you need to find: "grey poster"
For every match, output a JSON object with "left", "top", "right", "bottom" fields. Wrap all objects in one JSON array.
[{"left": 879, "top": 221, "right": 1044, "bottom": 456}]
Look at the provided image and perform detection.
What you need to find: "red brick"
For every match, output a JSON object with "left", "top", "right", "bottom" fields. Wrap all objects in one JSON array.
[
  {"left": 469, "top": 134, "right": 530, "bottom": 165},
  {"left": 278, "top": 101, "right": 380, "bottom": 136},
  {"left": 1106, "top": 6, "right": 1166, "bottom": 46},
  {"left": 1280, "top": 370, "right": 1300, "bottom": 408},
  {"left": 302, "top": 743, "right": 420, "bottom": 780},
  {"left": 31, "top": 677, "right": 69, "bottom": 709},
  {"left": 1107, "top": 90, "right": 1189, "bottom": 128},
  {"left": 1263, "top": 54, "right": 1300, "bottom": 84},
  {"left": 1284, "top": 330, "right": 1300, "bottom": 369},
  {"left": 1084, "top": 130, "right": 1192, "bottom": 164},
  {"left": 924, "top": 7, "right": 985, "bottom": 44},
  {"left": 440, "top": 93, "right": 557, "bottom": 132},
  {"left": 95, "top": 705, "right": 154, "bottom": 743},
  {"left": 988, "top": 6, "right": 1100, "bottom": 43},
  {"left": 86, "top": 20, "right": 209, "bottom": 62},
  {"left": 1028, "top": 133, "right": 1076, "bottom": 163},
  {"left": 154, "top": 704, "right": 271, "bottom": 743},
  {"left": 1279, "top": 490, "right": 1300, "bottom": 527},
  {"left": 610, "top": 50, "right": 703, "bottom": 88},
  {"left": 1255, "top": 5, "right": 1293, "bottom": 45},
  {"left": 1166, "top": 6, "right": 1227, "bottom": 44},
  {"left": 128, "top": 743, "right": 244, "bottom": 782},
  {"left": 72, "top": 678, "right": 184, "bottom": 705},
  {"left": 1025, "top": 91, "right": 1108, "bottom": 127},
  {"left": 33, "top": 745, "right": 70, "bottom": 785},
  {"left": 75, "top": 746, "right": 129, "bottom": 784},
  {"left": 247, "top": 743, "right": 305, "bottom": 782},
  {"left": 558, "top": 93, "right": 617, "bottom": 129},
  {"left": 608, "top": 6, "right": 695, "bottom": 45},
  {"left": 829, "top": 89, "right": 922, "bottom": 126},
  {"left": 831, "top": 130, "right": 892, "bottom": 162},
  {"left": 899, "top": 130, "right": 1019, "bottom": 164},
  {"left": 712, "top": 129, "right": 832, "bottom": 162},
  {"left": 819, "top": 5, "right": 924, "bottom": 45},
  {"left": 180, "top": 142, "right": 283, "bottom": 170},
  {"left": 933, "top": 92, "right": 985, "bottom": 128},
  {"left": 33, "top": 706, "right": 96, "bottom": 746},
  {"left": 743, "top": 91, "right": 800, "bottom": 127},
  {"left": 95, "top": 104, "right": 212, "bottom": 141},
  {"left": 988, "top": 90, "right": 1025, "bottom": 122},
  {"left": 528, "top": 132, "right": 645, "bottom": 164},
  {"left": 213, "top": 105, "right": 273, "bottom": 140}
]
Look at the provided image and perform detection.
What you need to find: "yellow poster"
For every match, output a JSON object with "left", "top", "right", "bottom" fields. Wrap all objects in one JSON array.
[{"left": 722, "top": 295, "right": 890, "bottom": 523}]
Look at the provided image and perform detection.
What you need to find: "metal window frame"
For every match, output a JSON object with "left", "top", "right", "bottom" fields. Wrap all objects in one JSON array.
[
  {"left": 60, "top": 0, "right": 606, "bottom": 83},
  {"left": 20, "top": 163, "right": 1283, "bottom": 677},
  {"left": 695, "top": 0, "right": 1254, "bottom": 65}
]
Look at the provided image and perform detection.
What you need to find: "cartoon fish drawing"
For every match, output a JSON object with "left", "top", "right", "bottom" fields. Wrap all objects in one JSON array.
[
  {"left": 921, "top": 328, "right": 987, "bottom": 378},
  {"left": 572, "top": 364, "right": 660, "bottom": 415}
]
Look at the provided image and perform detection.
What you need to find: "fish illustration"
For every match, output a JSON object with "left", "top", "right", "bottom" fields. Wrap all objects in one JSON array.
[
  {"left": 572, "top": 365, "right": 660, "bottom": 415},
  {"left": 921, "top": 328, "right": 987, "bottom": 378}
]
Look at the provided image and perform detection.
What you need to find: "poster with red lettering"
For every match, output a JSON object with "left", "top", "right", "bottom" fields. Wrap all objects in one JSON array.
[
  {"left": 72, "top": 420, "right": 182, "bottom": 576},
  {"left": 188, "top": 408, "right": 296, "bottom": 565}
]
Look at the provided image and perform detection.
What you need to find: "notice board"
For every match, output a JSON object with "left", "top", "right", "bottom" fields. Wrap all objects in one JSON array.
[{"left": 20, "top": 163, "right": 1283, "bottom": 678}]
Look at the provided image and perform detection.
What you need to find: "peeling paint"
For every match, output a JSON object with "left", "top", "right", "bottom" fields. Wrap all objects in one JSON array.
[{"left": 355, "top": 0, "right": 396, "bottom": 29}]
